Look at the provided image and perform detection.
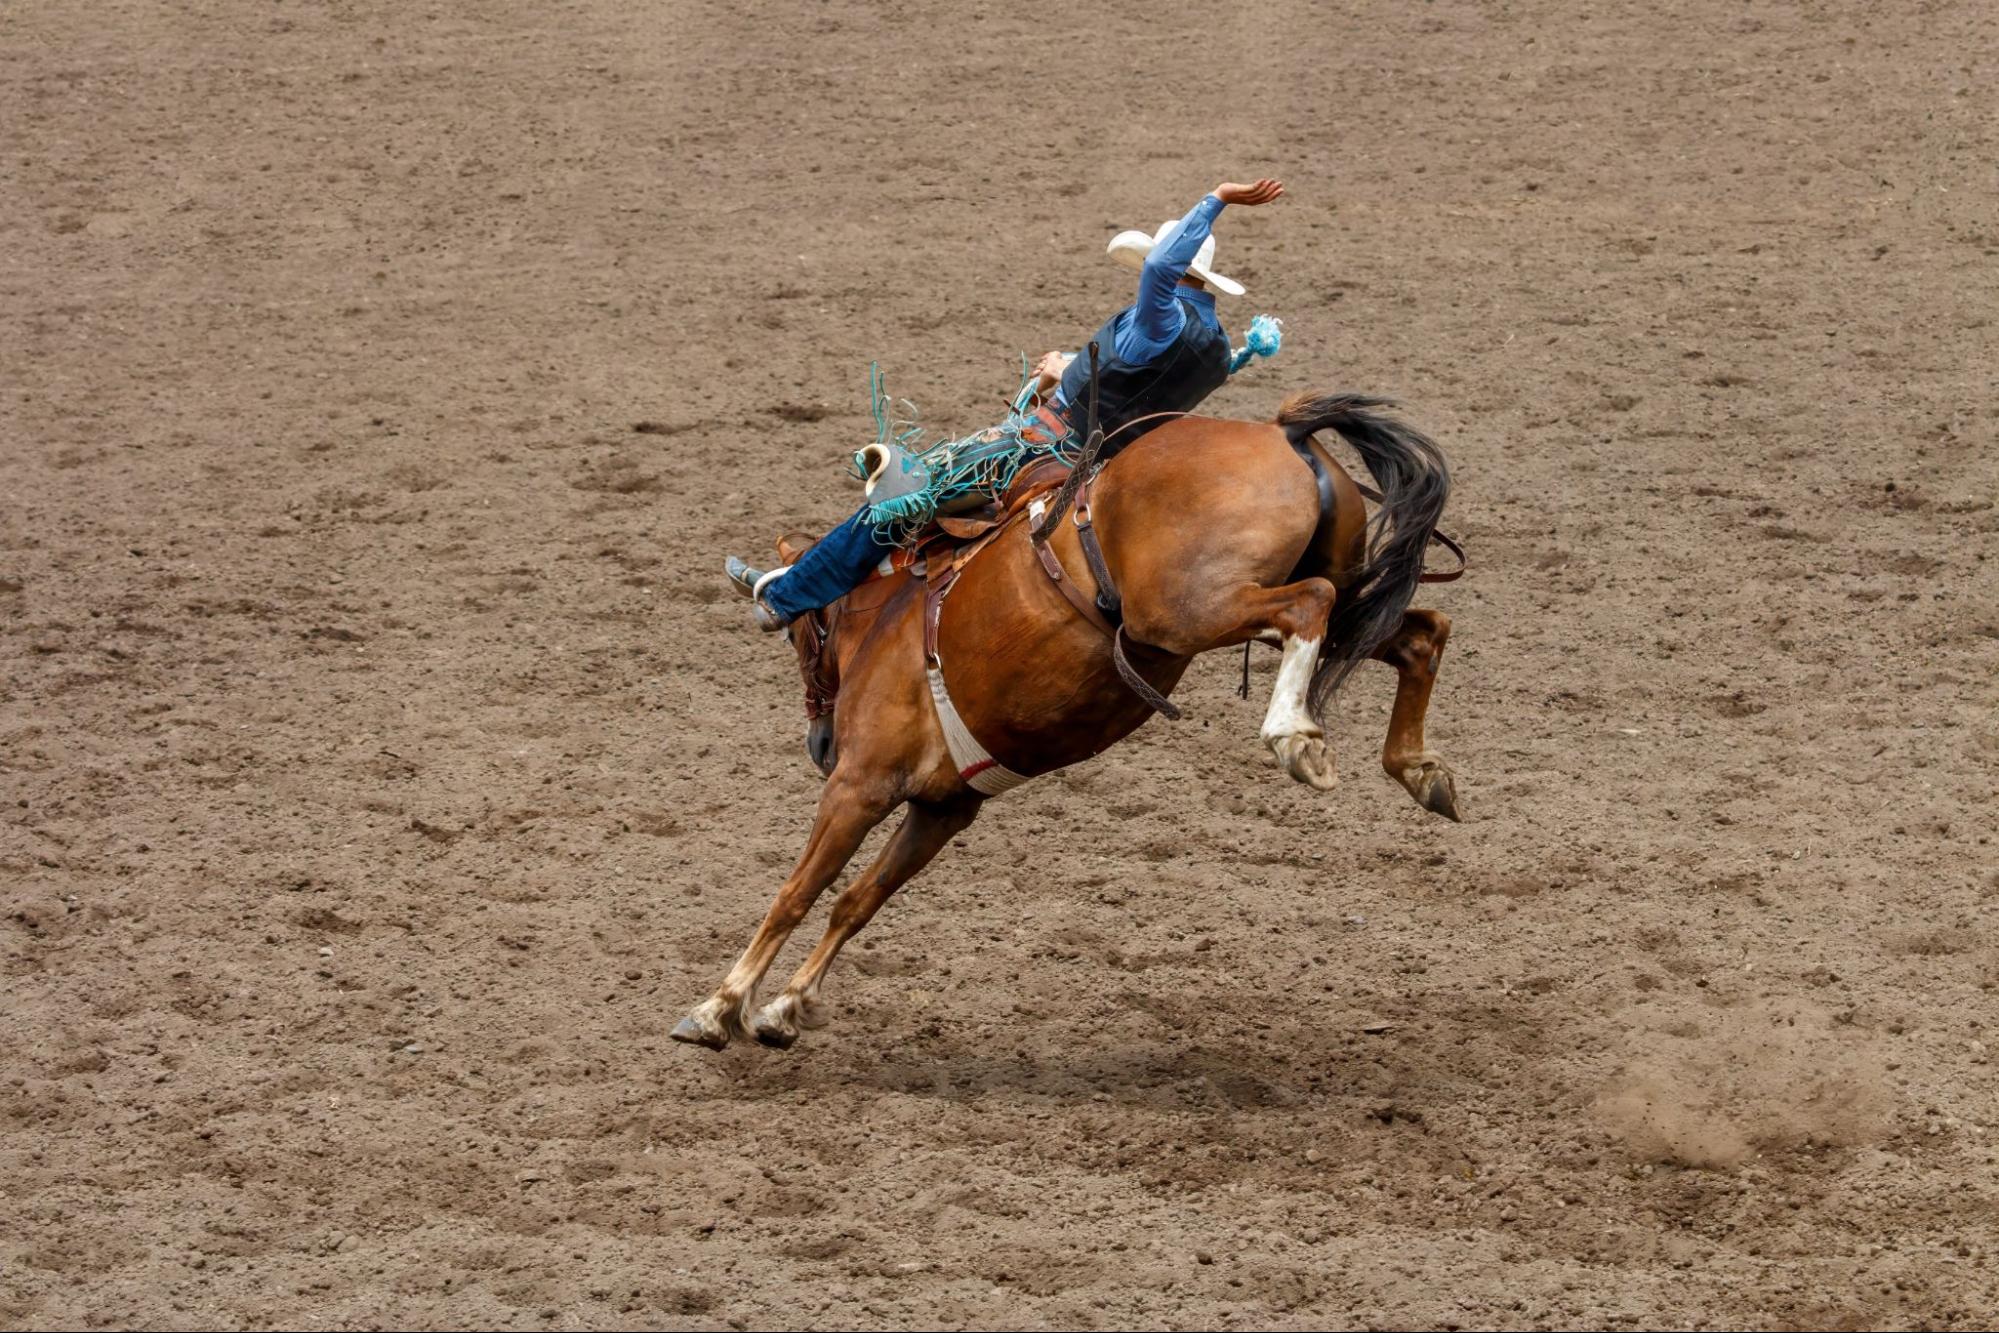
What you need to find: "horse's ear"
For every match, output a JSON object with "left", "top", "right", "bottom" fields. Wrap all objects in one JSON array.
[{"left": 776, "top": 530, "right": 819, "bottom": 564}]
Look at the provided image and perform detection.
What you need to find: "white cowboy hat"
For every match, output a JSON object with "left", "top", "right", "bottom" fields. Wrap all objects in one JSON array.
[{"left": 1105, "top": 219, "right": 1246, "bottom": 297}]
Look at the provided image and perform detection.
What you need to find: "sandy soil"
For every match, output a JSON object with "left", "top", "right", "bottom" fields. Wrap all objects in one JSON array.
[{"left": 4, "top": 1, "right": 1997, "bottom": 1328}]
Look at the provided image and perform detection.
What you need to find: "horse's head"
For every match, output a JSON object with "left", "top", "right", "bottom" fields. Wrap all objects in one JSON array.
[{"left": 776, "top": 532, "right": 840, "bottom": 776}]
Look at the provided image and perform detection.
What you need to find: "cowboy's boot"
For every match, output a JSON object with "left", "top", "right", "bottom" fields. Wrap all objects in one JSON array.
[
  {"left": 724, "top": 557, "right": 793, "bottom": 632},
  {"left": 725, "top": 556, "right": 764, "bottom": 599}
]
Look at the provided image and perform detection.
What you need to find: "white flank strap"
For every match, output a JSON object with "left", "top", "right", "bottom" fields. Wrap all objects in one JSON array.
[{"left": 926, "top": 666, "right": 1032, "bottom": 797}]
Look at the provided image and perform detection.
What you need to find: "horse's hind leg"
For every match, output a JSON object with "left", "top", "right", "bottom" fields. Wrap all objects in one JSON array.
[
  {"left": 671, "top": 774, "right": 894, "bottom": 1050},
  {"left": 749, "top": 794, "right": 981, "bottom": 1049},
  {"left": 1127, "top": 577, "right": 1340, "bottom": 790},
  {"left": 1258, "top": 595, "right": 1340, "bottom": 791},
  {"left": 1373, "top": 608, "right": 1461, "bottom": 821}
]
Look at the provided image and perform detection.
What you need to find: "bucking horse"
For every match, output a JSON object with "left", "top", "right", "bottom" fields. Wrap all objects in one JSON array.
[{"left": 674, "top": 391, "right": 1460, "bottom": 1051}]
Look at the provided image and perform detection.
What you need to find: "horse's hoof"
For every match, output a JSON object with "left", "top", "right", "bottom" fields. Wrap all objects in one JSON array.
[
  {"left": 1270, "top": 733, "right": 1339, "bottom": 791},
  {"left": 670, "top": 1012, "right": 730, "bottom": 1051},
  {"left": 1402, "top": 758, "right": 1462, "bottom": 822},
  {"left": 750, "top": 996, "right": 803, "bottom": 1049},
  {"left": 752, "top": 1019, "right": 798, "bottom": 1050}
]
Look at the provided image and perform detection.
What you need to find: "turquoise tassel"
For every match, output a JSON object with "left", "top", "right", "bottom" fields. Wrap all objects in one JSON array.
[{"left": 1228, "top": 313, "right": 1283, "bottom": 374}]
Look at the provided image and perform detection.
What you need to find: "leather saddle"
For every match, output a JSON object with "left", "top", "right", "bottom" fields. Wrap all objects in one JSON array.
[{"left": 930, "top": 454, "right": 1073, "bottom": 541}]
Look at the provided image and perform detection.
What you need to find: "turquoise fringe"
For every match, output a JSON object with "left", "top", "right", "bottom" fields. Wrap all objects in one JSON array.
[{"left": 853, "top": 360, "right": 1062, "bottom": 546}]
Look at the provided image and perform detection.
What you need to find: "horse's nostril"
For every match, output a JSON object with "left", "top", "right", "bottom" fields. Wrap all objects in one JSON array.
[{"left": 806, "top": 716, "right": 837, "bottom": 776}]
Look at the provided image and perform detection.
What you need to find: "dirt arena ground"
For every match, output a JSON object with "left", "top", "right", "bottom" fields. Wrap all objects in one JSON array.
[{"left": 4, "top": 1, "right": 1997, "bottom": 1328}]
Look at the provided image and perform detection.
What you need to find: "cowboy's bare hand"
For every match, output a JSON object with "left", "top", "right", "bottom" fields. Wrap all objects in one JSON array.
[
  {"left": 1032, "top": 350, "right": 1074, "bottom": 391},
  {"left": 1215, "top": 178, "right": 1285, "bottom": 207}
]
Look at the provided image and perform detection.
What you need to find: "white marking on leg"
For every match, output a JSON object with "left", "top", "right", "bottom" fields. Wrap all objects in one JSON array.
[
  {"left": 716, "top": 963, "right": 755, "bottom": 1004},
  {"left": 752, "top": 992, "right": 802, "bottom": 1042},
  {"left": 1259, "top": 634, "right": 1322, "bottom": 742},
  {"left": 689, "top": 995, "right": 728, "bottom": 1024},
  {"left": 683, "top": 993, "right": 740, "bottom": 1041}
]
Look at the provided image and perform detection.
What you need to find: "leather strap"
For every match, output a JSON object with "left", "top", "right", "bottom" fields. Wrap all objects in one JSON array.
[
  {"left": 1031, "top": 527, "right": 1117, "bottom": 636},
  {"left": 1072, "top": 491, "right": 1124, "bottom": 625},
  {"left": 1113, "top": 626, "right": 1182, "bottom": 721},
  {"left": 1033, "top": 474, "right": 1181, "bottom": 721},
  {"left": 1417, "top": 526, "right": 1468, "bottom": 582},
  {"left": 1082, "top": 477, "right": 1182, "bottom": 721},
  {"left": 921, "top": 512, "right": 1022, "bottom": 665},
  {"left": 1292, "top": 432, "right": 1339, "bottom": 556},
  {"left": 1101, "top": 409, "right": 1199, "bottom": 451},
  {"left": 922, "top": 552, "right": 960, "bottom": 665}
]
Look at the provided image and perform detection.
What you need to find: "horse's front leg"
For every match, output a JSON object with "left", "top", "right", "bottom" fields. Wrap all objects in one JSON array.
[
  {"left": 1372, "top": 608, "right": 1460, "bottom": 821},
  {"left": 671, "top": 774, "right": 894, "bottom": 1050},
  {"left": 749, "top": 794, "right": 981, "bottom": 1049}
]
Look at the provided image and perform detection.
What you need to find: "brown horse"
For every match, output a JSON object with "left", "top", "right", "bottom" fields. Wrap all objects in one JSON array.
[{"left": 673, "top": 392, "right": 1458, "bottom": 1051}]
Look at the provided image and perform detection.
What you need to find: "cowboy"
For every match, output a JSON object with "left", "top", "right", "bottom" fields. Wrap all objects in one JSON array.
[{"left": 727, "top": 178, "right": 1286, "bottom": 630}]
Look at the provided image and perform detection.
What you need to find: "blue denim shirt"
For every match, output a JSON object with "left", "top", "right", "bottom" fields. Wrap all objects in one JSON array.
[{"left": 1056, "top": 193, "right": 1226, "bottom": 408}]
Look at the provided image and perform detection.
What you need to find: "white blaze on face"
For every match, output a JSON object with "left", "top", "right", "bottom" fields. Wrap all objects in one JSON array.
[{"left": 1259, "top": 635, "right": 1323, "bottom": 742}]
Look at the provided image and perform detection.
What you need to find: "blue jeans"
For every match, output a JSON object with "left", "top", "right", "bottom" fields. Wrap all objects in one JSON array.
[{"left": 760, "top": 507, "right": 894, "bottom": 622}]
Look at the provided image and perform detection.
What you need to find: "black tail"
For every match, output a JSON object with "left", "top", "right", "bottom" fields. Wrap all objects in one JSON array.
[{"left": 1276, "top": 392, "right": 1451, "bottom": 720}]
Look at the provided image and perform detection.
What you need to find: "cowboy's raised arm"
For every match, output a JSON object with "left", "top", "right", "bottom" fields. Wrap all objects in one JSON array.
[
  {"left": 1122, "top": 194, "right": 1226, "bottom": 358},
  {"left": 1122, "top": 178, "right": 1285, "bottom": 362}
]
